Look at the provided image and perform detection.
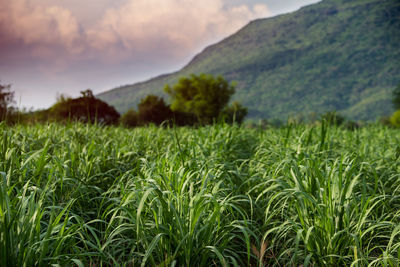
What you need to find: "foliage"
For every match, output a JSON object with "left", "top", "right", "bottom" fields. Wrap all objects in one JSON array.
[
  {"left": 121, "top": 95, "right": 197, "bottom": 127},
  {"left": 120, "top": 108, "right": 139, "bottom": 127},
  {"left": 99, "top": 0, "right": 400, "bottom": 121},
  {"left": 0, "top": 83, "right": 15, "bottom": 121},
  {"left": 393, "top": 83, "right": 400, "bottom": 110},
  {"left": 1, "top": 123, "right": 399, "bottom": 266},
  {"left": 137, "top": 94, "right": 172, "bottom": 125},
  {"left": 50, "top": 89, "right": 120, "bottom": 125},
  {"left": 390, "top": 109, "right": 400, "bottom": 127},
  {"left": 379, "top": 115, "right": 392, "bottom": 126},
  {"left": 169, "top": 110, "right": 197, "bottom": 126},
  {"left": 221, "top": 101, "right": 248, "bottom": 124},
  {"left": 342, "top": 120, "right": 360, "bottom": 130},
  {"left": 164, "top": 74, "right": 236, "bottom": 124},
  {"left": 320, "top": 111, "right": 345, "bottom": 125}
]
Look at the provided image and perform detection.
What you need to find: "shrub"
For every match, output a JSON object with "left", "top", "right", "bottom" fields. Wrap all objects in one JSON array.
[
  {"left": 137, "top": 95, "right": 172, "bottom": 125},
  {"left": 390, "top": 110, "right": 400, "bottom": 127},
  {"left": 0, "top": 83, "right": 15, "bottom": 122},
  {"left": 379, "top": 116, "right": 392, "bottom": 126},
  {"left": 120, "top": 109, "right": 139, "bottom": 128},
  {"left": 221, "top": 101, "right": 248, "bottom": 124},
  {"left": 393, "top": 83, "right": 400, "bottom": 110},
  {"left": 50, "top": 90, "right": 120, "bottom": 125},
  {"left": 320, "top": 111, "right": 345, "bottom": 125}
]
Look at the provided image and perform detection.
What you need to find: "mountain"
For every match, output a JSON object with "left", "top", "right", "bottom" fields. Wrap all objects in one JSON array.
[{"left": 98, "top": 0, "right": 400, "bottom": 121}]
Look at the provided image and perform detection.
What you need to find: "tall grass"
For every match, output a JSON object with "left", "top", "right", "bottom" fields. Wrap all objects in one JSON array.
[{"left": 0, "top": 122, "right": 399, "bottom": 266}]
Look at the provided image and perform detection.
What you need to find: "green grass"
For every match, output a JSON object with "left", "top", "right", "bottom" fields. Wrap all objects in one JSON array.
[{"left": 0, "top": 122, "right": 399, "bottom": 266}]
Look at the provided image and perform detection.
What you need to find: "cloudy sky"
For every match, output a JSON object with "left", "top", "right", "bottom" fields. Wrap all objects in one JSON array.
[{"left": 0, "top": 0, "right": 320, "bottom": 109}]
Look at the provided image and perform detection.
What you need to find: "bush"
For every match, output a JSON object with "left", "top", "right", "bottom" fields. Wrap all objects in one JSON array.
[
  {"left": 221, "top": 101, "right": 248, "bottom": 124},
  {"left": 393, "top": 83, "right": 400, "bottom": 110},
  {"left": 137, "top": 95, "right": 172, "bottom": 125},
  {"left": 170, "top": 110, "right": 197, "bottom": 126},
  {"left": 390, "top": 110, "right": 400, "bottom": 127},
  {"left": 343, "top": 120, "right": 360, "bottom": 130},
  {"left": 120, "top": 109, "right": 139, "bottom": 128},
  {"left": 50, "top": 90, "right": 120, "bottom": 125},
  {"left": 320, "top": 111, "right": 345, "bottom": 125},
  {"left": 379, "top": 116, "right": 392, "bottom": 127},
  {"left": 0, "top": 83, "right": 15, "bottom": 122}
]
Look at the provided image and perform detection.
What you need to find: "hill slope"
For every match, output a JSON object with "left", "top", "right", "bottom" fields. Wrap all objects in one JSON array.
[{"left": 98, "top": 0, "right": 400, "bottom": 121}]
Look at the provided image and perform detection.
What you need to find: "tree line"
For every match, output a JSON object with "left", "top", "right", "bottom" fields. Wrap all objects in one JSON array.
[
  {"left": 0, "top": 74, "right": 248, "bottom": 126},
  {"left": 1, "top": 74, "right": 400, "bottom": 128}
]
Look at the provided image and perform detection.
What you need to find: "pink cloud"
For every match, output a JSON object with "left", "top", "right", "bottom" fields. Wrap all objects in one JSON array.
[
  {"left": 0, "top": 0, "right": 83, "bottom": 53},
  {"left": 87, "top": 0, "right": 270, "bottom": 59},
  {"left": 0, "top": 0, "right": 270, "bottom": 65}
]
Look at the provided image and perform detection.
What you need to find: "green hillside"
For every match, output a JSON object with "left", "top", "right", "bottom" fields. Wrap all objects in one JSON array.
[{"left": 98, "top": 0, "right": 400, "bottom": 121}]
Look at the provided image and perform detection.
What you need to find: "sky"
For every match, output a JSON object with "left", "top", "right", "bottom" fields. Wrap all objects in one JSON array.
[{"left": 0, "top": 0, "right": 320, "bottom": 109}]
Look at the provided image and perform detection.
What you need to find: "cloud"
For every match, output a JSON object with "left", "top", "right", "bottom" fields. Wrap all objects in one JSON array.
[
  {"left": 0, "top": 0, "right": 84, "bottom": 54},
  {"left": 0, "top": 0, "right": 270, "bottom": 66},
  {"left": 87, "top": 0, "right": 270, "bottom": 60}
]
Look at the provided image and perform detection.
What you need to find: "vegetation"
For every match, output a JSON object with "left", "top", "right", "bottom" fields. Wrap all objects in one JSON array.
[
  {"left": 393, "top": 83, "right": 400, "bottom": 110},
  {"left": 137, "top": 95, "right": 172, "bottom": 125},
  {"left": 120, "top": 108, "right": 139, "bottom": 128},
  {"left": 390, "top": 110, "right": 400, "bottom": 127},
  {"left": 221, "top": 101, "right": 248, "bottom": 124},
  {"left": 165, "top": 74, "right": 235, "bottom": 124},
  {"left": 1, "top": 74, "right": 247, "bottom": 127},
  {"left": 98, "top": 0, "right": 400, "bottom": 121},
  {"left": 120, "top": 74, "right": 247, "bottom": 126},
  {"left": 2, "top": 2, "right": 399, "bottom": 264},
  {"left": 50, "top": 89, "right": 120, "bottom": 125},
  {"left": 1, "top": 122, "right": 399, "bottom": 266},
  {"left": 385, "top": 83, "right": 400, "bottom": 128},
  {"left": 0, "top": 83, "right": 15, "bottom": 122},
  {"left": 320, "top": 111, "right": 345, "bottom": 126}
]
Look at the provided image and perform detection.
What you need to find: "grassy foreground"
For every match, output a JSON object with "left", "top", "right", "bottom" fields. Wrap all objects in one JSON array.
[{"left": 0, "top": 122, "right": 399, "bottom": 266}]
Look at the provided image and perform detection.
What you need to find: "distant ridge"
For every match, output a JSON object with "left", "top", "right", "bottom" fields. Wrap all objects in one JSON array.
[{"left": 98, "top": 0, "right": 400, "bottom": 121}]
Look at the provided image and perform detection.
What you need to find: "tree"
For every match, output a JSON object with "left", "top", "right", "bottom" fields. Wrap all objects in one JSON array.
[
  {"left": 320, "top": 111, "right": 345, "bottom": 126},
  {"left": 164, "top": 74, "right": 236, "bottom": 124},
  {"left": 390, "top": 110, "right": 400, "bottom": 127},
  {"left": 0, "top": 83, "right": 14, "bottom": 121},
  {"left": 120, "top": 109, "right": 139, "bottom": 128},
  {"left": 222, "top": 101, "right": 248, "bottom": 124},
  {"left": 137, "top": 95, "right": 172, "bottom": 125},
  {"left": 393, "top": 83, "right": 400, "bottom": 110},
  {"left": 50, "top": 89, "right": 120, "bottom": 125}
]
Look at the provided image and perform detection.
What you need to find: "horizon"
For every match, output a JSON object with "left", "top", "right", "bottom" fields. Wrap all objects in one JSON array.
[{"left": 0, "top": 0, "right": 320, "bottom": 110}]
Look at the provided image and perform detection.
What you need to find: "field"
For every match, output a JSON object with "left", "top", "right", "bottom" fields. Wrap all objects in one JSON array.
[{"left": 0, "top": 122, "right": 399, "bottom": 266}]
